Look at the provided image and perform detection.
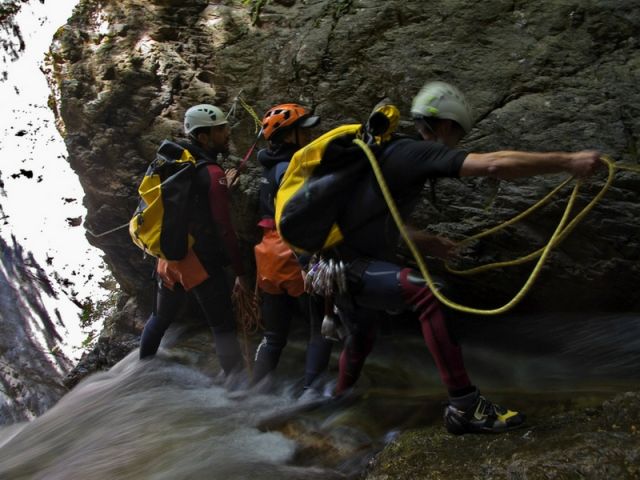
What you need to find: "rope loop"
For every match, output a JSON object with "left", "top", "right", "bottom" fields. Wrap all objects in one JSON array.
[{"left": 353, "top": 139, "right": 619, "bottom": 315}]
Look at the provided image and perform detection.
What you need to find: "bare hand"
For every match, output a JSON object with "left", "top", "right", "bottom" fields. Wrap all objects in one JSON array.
[
  {"left": 225, "top": 168, "right": 239, "bottom": 188},
  {"left": 409, "top": 229, "right": 458, "bottom": 261},
  {"left": 567, "top": 150, "right": 602, "bottom": 178}
]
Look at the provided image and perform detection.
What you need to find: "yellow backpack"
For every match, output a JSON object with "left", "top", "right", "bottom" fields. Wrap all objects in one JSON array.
[
  {"left": 129, "top": 140, "right": 204, "bottom": 260},
  {"left": 275, "top": 104, "right": 400, "bottom": 254}
]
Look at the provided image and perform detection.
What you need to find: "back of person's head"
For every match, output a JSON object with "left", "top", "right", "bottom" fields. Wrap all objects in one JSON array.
[
  {"left": 184, "top": 104, "right": 228, "bottom": 137},
  {"left": 410, "top": 81, "right": 473, "bottom": 136},
  {"left": 261, "top": 103, "right": 320, "bottom": 145}
]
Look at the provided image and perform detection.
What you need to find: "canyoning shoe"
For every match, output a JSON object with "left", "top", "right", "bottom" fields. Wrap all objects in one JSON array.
[{"left": 444, "top": 391, "right": 526, "bottom": 435}]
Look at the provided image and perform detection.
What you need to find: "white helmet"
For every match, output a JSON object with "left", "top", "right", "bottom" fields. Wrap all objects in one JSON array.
[
  {"left": 411, "top": 81, "right": 473, "bottom": 134},
  {"left": 184, "top": 104, "right": 228, "bottom": 134}
]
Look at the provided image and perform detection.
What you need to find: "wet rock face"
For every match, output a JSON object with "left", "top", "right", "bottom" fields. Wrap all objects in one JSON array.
[
  {"left": 47, "top": 0, "right": 640, "bottom": 314},
  {"left": 366, "top": 391, "right": 640, "bottom": 480}
]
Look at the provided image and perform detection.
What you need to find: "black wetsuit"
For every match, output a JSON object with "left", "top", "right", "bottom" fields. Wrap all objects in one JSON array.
[
  {"left": 252, "top": 145, "right": 333, "bottom": 387},
  {"left": 333, "top": 136, "right": 473, "bottom": 395},
  {"left": 139, "top": 140, "right": 244, "bottom": 375}
]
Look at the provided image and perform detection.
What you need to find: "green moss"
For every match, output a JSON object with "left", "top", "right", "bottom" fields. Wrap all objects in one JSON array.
[
  {"left": 333, "top": 0, "right": 352, "bottom": 19},
  {"left": 242, "top": 0, "right": 269, "bottom": 25}
]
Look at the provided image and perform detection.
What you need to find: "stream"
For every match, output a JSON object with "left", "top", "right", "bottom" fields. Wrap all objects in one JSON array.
[{"left": 0, "top": 311, "right": 638, "bottom": 479}]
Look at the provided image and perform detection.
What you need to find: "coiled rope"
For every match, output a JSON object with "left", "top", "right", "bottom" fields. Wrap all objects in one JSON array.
[
  {"left": 232, "top": 284, "right": 262, "bottom": 374},
  {"left": 445, "top": 156, "right": 616, "bottom": 276},
  {"left": 354, "top": 137, "right": 630, "bottom": 315}
]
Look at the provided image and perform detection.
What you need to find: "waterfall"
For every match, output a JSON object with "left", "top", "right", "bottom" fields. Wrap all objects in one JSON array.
[{"left": 0, "top": 0, "right": 110, "bottom": 422}]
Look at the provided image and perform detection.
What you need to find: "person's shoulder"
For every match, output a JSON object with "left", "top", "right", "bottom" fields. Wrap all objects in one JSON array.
[
  {"left": 193, "top": 159, "right": 223, "bottom": 187},
  {"left": 382, "top": 134, "right": 426, "bottom": 157}
]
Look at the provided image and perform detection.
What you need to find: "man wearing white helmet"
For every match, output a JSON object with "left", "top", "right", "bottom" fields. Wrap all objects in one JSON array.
[
  {"left": 139, "top": 103, "right": 249, "bottom": 377},
  {"left": 332, "top": 81, "right": 601, "bottom": 434}
]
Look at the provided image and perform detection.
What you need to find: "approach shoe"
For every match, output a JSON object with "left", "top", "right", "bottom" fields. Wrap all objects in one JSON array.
[{"left": 444, "top": 390, "right": 525, "bottom": 435}]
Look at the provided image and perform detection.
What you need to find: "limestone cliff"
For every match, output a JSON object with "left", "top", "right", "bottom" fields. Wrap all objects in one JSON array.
[
  {"left": 47, "top": 0, "right": 640, "bottom": 314},
  {"left": 27, "top": 1, "right": 640, "bottom": 476},
  {"left": 45, "top": 0, "right": 640, "bottom": 380}
]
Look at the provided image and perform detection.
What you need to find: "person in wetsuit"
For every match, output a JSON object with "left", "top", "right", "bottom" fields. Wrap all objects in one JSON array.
[
  {"left": 139, "top": 104, "right": 249, "bottom": 376},
  {"left": 332, "top": 81, "right": 602, "bottom": 434},
  {"left": 252, "top": 103, "right": 334, "bottom": 388}
]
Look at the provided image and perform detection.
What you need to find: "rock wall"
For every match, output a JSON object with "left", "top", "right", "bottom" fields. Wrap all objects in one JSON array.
[{"left": 47, "top": 0, "right": 640, "bottom": 318}]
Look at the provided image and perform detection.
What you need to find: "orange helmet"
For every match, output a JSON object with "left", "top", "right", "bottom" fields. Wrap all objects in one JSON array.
[{"left": 261, "top": 103, "right": 319, "bottom": 141}]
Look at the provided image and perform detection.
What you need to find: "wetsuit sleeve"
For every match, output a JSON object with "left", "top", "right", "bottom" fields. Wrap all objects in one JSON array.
[
  {"left": 205, "top": 164, "right": 245, "bottom": 276},
  {"left": 383, "top": 138, "right": 468, "bottom": 184}
]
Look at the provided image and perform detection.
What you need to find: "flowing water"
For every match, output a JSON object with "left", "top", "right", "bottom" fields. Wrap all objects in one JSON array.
[
  {"left": 1, "top": 4, "right": 638, "bottom": 478},
  {"left": 0, "top": 0, "right": 111, "bottom": 423},
  {"left": 0, "top": 312, "right": 638, "bottom": 479}
]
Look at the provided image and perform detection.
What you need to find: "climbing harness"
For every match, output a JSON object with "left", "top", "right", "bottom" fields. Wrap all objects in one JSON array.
[
  {"left": 354, "top": 137, "right": 629, "bottom": 316},
  {"left": 304, "top": 255, "right": 350, "bottom": 341},
  {"left": 304, "top": 256, "right": 348, "bottom": 297}
]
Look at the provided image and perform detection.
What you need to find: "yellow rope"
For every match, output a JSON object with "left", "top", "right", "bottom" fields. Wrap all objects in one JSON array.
[
  {"left": 446, "top": 155, "right": 617, "bottom": 275},
  {"left": 354, "top": 138, "right": 621, "bottom": 315},
  {"left": 238, "top": 96, "right": 262, "bottom": 133}
]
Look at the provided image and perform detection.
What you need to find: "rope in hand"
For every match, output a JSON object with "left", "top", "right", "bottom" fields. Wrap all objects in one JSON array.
[
  {"left": 354, "top": 138, "right": 624, "bottom": 315},
  {"left": 445, "top": 155, "right": 617, "bottom": 276}
]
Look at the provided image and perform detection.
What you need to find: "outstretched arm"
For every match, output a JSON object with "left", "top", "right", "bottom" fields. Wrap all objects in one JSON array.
[{"left": 459, "top": 150, "right": 602, "bottom": 179}]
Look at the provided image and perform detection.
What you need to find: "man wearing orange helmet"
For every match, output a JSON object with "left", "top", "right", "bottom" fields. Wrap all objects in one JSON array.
[{"left": 252, "top": 103, "right": 334, "bottom": 388}]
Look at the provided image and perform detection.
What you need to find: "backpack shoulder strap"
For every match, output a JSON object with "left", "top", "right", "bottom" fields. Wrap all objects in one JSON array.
[{"left": 170, "top": 139, "right": 218, "bottom": 167}]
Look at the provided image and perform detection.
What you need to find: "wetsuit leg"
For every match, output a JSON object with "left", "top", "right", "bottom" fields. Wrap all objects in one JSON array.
[
  {"left": 397, "top": 268, "right": 471, "bottom": 392},
  {"left": 252, "top": 292, "right": 294, "bottom": 383},
  {"left": 335, "top": 308, "right": 378, "bottom": 395},
  {"left": 303, "top": 294, "right": 334, "bottom": 388},
  {"left": 348, "top": 259, "right": 472, "bottom": 394},
  {"left": 190, "top": 268, "right": 243, "bottom": 375},
  {"left": 139, "top": 281, "right": 185, "bottom": 359}
]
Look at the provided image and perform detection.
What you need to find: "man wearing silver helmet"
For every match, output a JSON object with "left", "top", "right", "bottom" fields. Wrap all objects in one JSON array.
[
  {"left": 139, "top": 104, "right": 249, "bottom": 377},
  {"left": 332, "top": 81, "right": 601, "bottom": 434}
]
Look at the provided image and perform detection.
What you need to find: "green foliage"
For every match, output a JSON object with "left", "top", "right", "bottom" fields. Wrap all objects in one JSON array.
[
  {"left": 77, "top": 275, "right": 119, "bottom": 350},
  {"left": 242, "top": 0, "right": 269, "bottom": 25}
]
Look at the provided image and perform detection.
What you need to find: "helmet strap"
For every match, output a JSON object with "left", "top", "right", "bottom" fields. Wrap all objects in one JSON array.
[{"left": 416, "top": 117, "right": 438, "bottom": 139}]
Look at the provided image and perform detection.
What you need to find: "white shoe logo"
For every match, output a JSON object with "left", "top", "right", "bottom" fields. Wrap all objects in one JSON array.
[{"left": 473, "top": 403, "right": 485, "bottom": 421}]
